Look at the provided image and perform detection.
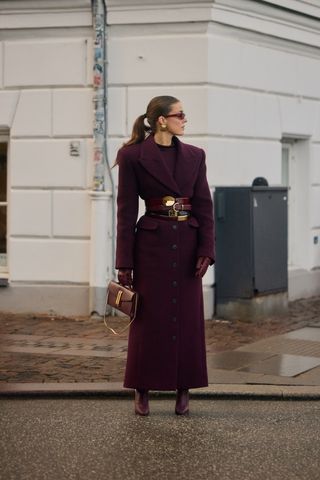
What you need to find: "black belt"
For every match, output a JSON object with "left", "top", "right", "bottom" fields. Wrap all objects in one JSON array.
[{"left": 147, "top": 211, "right": 190, "bottom": 222}]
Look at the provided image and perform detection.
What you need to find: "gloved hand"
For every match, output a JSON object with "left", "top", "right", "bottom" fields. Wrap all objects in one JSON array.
[
  {"left": 118, "top": 269, "right": 133, "bottom": 287},
  {"left": 195, "top": 256, "right": 211, "bottom": 278}
]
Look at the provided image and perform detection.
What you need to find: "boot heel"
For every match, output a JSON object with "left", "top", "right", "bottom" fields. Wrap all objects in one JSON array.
[
  {"left": 175, "top": 389, "right": 189, "bottom": 415},
  {"left": 135, "top": 390, "right": 149, "bottom": 416}
]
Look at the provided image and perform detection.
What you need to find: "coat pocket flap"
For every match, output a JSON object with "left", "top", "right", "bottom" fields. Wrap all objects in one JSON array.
[
  {"left": 136, "top": 215, "right": 159, "bottom": 230},
  {"left": 188, "top": 216, "right": 200, "bottom": 228}
]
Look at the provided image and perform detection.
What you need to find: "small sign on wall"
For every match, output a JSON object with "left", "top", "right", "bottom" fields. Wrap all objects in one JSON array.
[{"left": 70, "top": 141, "right": 80, "bottom": 157}]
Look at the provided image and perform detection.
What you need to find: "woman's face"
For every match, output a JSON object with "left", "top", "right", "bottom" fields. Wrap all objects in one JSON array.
[{"left": 159, "top": 101, "right": 187, "bottom": 136}]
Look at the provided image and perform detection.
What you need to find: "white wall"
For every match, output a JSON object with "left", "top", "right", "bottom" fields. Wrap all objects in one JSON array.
[
  {"left": 0, "top": 2, "right": 94, "bottom": 291},
  {"left": 1, "top": 0, "right": 320, "bottom": 314},
  {"left": 106, "top": 0, "right": 320, "bottom": 305}
]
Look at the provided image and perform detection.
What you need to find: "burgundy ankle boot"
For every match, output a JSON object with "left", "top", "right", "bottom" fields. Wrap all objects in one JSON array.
[
  {"left": 135, "top": 389, "right": 149, "bottom": 416},
  {"left": 175, "top": 389, "right": 189, "bottom": 415}
]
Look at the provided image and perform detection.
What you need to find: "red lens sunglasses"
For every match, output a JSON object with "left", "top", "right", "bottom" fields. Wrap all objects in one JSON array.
[{"left": 165, "top": 112, "right": 186, "bottom": 120}]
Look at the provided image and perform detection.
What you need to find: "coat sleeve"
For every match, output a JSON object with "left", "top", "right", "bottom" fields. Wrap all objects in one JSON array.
[
  {"left": 115, "top": 148, "right": 139, "bottom": 269},
  {"left": 192, "top": 150, "right": 215, "bottom": 263}
]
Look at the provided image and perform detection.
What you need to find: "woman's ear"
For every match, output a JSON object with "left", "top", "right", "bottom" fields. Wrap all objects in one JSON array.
[{"left": 157, "top": 116, "right": 167, "bottom": 130}]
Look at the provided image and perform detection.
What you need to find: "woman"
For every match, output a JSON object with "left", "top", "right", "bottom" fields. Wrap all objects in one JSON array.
[{"left": 115, "top": 96, "right": 215, "bottom": 416}]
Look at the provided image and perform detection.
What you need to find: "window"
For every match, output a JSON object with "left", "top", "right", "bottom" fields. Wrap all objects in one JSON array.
[{"left": 0, "top": 141, "right": 8, "bottom": 274}]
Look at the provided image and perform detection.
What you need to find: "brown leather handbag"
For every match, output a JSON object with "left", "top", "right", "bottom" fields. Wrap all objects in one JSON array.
[{"left": 104, "top": 280, "right": 139, "bottom": 335}]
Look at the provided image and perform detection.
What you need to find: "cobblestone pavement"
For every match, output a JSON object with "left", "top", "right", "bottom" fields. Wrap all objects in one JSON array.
[{"left": 0, "top": 296, "right": 319, "bottom": 385}]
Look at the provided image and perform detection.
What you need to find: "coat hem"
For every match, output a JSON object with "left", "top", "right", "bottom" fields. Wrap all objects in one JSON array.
[{"left": 123, "top": 382, "right": 209, "bottom": 391}]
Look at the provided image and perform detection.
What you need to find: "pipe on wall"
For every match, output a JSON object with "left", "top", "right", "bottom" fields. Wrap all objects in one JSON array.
[{"left": 90, "top": 0, "right": 115, "bottom": 315}]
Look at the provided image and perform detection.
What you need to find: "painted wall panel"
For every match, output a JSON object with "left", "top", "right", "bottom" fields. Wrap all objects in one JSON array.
[
  {"left": 9, "top": 239, "right": 89, "bottom": 282},
  {"left": 205, "top": 138, "right": 281, "bottom": 186},
  {"left": 311, "top": 144, "right": 320, "bottom": 184},
  {"left": 208, "top": 35, "right": 300, "bottom": 96},
  {"left": 109, "top": 35, "right": 207, "bottom": 85},
  {"left": 0, "top": 91, "right": 20, "bottom": 127},
  {"left": 53, "top": 191, "right": 91, "bottom": 237},
  {"left": 10, "top": 191, "right": 51, "bottom": 236},
  {"left": 0, "top": 42, "right": 2, "bottom": 89},
  {"left": 11, "top": 90, "right": 51, "bottom": 137},
  {"left": 208, "top": 88, "right": 281, "bottom": 138},
  {"left": 108, "top": 87, "right": 127, "bottom": 136},
  {"left": 279, "top": 97, "right": 317, "bottom": 137},
  {"left": 10, "top": 140, "right": 87, "bottom": 188},
  {"left": 86, "top": 138, "right": 95, "bottom": 189},
  {"left": 0, "top": 11, "right": 92, "bottom": 30},
  {"left": 107, "top": 138, "right": 123, "bottom": 189},
  {"left": 52, "top": 89, "right": 93, "bottom": 136},
  {"left": 312, "top": 104, "right": 320, "bottom": 142},
  {"left": 297, "top": 56, "right": 320, "bottom": 99},
  {"left": 4, "top": 39, "right": 88, "bottom": 87}
]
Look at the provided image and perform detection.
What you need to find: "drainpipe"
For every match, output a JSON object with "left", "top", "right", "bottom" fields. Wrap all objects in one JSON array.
[{"left": 89, "top": 0, "right": 115, "bottom": 315}]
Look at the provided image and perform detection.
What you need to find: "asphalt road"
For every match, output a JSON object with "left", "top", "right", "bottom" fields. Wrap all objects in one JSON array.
[{"left": 1, "top": 397, "right": 320, "bottom": 480}]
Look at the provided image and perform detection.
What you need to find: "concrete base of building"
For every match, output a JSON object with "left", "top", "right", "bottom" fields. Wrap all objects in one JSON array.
[
  {"left": 1, "top": 268, "right": 319, "bottom": 317},
  {"left": 215, "top": 292, "right": 288, "bottom": 321},
  {"left": 288, "top": 268, "right": 320, "bottom": 300},
  {"left": 0, "top": 283, "right": 90, "bottom": 316},
  {"left": 203, "top": 284, "right": 214, "bottom": 320},
  {"left": 0, "top": 282, "right": 215, "bottom": 319},
  {"left": 89, "top": 285, "right": 109, "bottom": 317}
]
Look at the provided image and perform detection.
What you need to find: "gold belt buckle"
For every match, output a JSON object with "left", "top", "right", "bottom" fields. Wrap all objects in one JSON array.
[
  {"left": 163, "top": 196, "right": 178, "bottom": 217},
  {"left": 162, "top": 196, "right": 175, "bottom": 207},
  {"left": 168, "top": 209, "right": 178, "bottom": 217}
]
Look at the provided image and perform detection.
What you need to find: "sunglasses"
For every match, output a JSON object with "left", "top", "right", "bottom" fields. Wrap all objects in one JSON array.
[{"left": 165, "top": 112, "right": 186, "bottom": 120}]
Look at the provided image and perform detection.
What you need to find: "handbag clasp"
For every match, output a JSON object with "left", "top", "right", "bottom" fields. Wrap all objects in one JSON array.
[{"left": 115, "top": 290, "right": 123, "bottom": 307}]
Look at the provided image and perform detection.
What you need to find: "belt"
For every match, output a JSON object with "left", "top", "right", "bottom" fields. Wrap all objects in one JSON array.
[
  {"left": 147, "top": 212, "right": 190, "bottom": 222},
  {"left": 145, "top": 196, "right": 192, "bottom": 215}
]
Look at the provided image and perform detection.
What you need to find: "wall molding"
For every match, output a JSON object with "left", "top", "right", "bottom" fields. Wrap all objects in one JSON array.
[
  {"left": 106, "top": 0, "right": 320, "bottom": 50},
  {"left": 0, "top": 0, "right": 92, "bottom": 30}
]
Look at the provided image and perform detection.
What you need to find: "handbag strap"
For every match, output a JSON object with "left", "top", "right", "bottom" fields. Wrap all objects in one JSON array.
[{"left": 103, "top": 292, "right": 138, "bottom": 336}]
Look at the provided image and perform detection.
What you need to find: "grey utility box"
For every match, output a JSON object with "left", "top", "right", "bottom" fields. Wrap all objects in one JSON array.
[{"left": 214, "top": 186, "right": 288, "bottom": 319}]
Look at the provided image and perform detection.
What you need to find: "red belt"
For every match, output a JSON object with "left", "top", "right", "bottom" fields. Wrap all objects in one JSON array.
[{"left": 145, "top": 196, "right": 192, "bottom": 213}]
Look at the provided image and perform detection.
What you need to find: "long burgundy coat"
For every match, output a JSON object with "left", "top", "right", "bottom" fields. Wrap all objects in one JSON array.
[{"left": 115, "top": 134, "right": 215, "bottom": 391}]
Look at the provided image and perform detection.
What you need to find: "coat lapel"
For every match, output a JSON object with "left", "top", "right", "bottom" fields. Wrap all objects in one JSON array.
[
  {"left": 174, "top": 137, "right": 199, "bottom": 193},
  {"left": 138, "top": 135, "right": 182, "bottom": 196},
  {"left": 138, "top": 135, "right": 200, "bottom": 196}
]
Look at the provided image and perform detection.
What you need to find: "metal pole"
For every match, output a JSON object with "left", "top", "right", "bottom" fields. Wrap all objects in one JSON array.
[
  {"left": 92, "top": 0, "right": 106, "bottom": 191},
  {"left": 90, "top": 0, "right": 115, "bottom": 315}
]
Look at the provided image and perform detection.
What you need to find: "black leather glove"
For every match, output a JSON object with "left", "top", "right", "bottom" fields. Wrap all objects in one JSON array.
[
  {"left": 118, "top": 269, "right": 133, "bottom": 287},
  {"left": 195, "top": 256, "right": 211, "bottom": 278}
]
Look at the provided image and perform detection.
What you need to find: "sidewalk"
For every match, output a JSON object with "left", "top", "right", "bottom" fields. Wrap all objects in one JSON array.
[{"left": 1, "top": 296, "right": 320, "bottom": 398}]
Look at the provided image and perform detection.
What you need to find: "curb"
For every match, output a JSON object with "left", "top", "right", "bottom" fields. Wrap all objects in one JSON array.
[{"left": 1, "top": 382, "right": 320, "bottom": 399}]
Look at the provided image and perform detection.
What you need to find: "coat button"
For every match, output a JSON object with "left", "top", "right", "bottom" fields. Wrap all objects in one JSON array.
[
  {"left": 172, "top": 281, "right": 177, "bottom": 287},
  {"left": 172, "top": 298, "right": 177, "bottom": 304},
  {"left": 172, "top": 225, "right": 177, "bottom": 230},
  {"left": 172, "top": 262, "right": 177, "bottom": 268},
  {"left": 172, "top": 244, "right": 177, "bottom": 250},
  {"left": 172, "top": 316, "right": 177, "bottom": 322}
]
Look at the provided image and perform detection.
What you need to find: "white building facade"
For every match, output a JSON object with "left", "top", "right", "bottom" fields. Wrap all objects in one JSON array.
[{"left": 0, "top": 0, "right": 320, "bottom": 317}]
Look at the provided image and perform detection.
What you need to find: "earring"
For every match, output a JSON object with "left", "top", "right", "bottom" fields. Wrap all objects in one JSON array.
[{"left": 160, "top": 124, "right": 167, "bottom": 131}]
